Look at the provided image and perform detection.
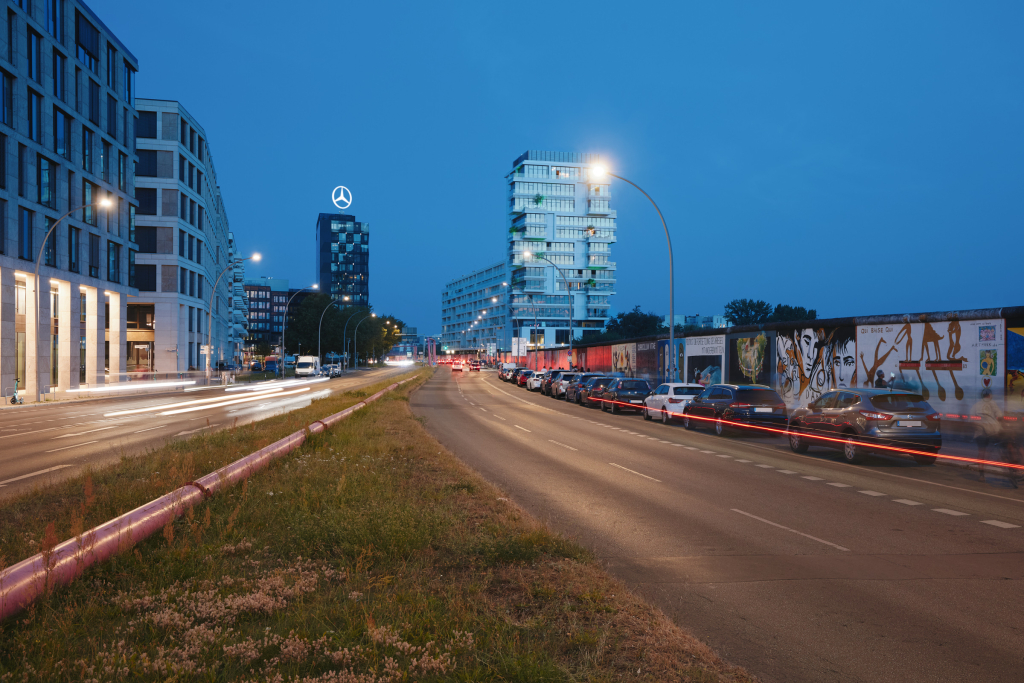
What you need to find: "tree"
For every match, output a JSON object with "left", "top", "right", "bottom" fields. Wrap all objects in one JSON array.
[
  {"left": 768, "top": 304, "right": 817, "bottom": 323},
  {"left": 579, "top": 305, "right": 666, "bottom": 343},
  {"left": 724, "top": 299, "right": 773, "bottom": 325}
]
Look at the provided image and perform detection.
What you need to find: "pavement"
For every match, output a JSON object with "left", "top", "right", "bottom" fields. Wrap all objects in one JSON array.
[
  {"left": 0, "top": 367, "right": 408, "bottom": 500},
  {"left": 411, "top": 368, "right": 1024, "bottom": 683}
]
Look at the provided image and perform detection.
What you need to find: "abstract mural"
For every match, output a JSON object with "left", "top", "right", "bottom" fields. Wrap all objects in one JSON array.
[{"left": 775, "top": 326, "right": 856, "bottom": 409}]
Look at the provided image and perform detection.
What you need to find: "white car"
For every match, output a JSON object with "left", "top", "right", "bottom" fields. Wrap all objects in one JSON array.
[
  {"left": 551, "top": 372, "right": 578, "bottom": 399},
  {"left": 526, "top": 371, "right": 547, "bottom": 391},
  {"left": 452, "top": 361, "right": 463, "bottom": 372},
  {"left": 643, "top": 383, "right": 705, "bottom": 424}
]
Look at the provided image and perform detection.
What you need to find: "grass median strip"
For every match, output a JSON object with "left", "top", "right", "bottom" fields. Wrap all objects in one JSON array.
[{"left": 0, "top": 369, "right": 753, "bottom": 682}]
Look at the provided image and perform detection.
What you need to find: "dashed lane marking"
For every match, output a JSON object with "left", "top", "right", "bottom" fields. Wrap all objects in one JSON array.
[
  {"left": 802, "top": 476, "right": 824, "bottom": 481},
  {"left": 777, "top": 470, "right": 797, "bottom": 474},
  {"left": 549, "top": 440, "right": 578, "bottom": 452},
  {"left": 493, "top": 415, "right": 506, "bottom": 421},
  {"left": 609, "top": 463, "right": 662, "bottom": 482},
  {"left": 514, "top": 425, "right": 531, "bottom": 432},
  {"left": 981, "top": 520, "right": 1020, "bottom": 529},
  {"left": 756, "top": 464, "right": 774, "bottom": 469},
  {"left": 893, "top": 499, "right": 922, "bottom": 506},
  {"left": 859, "top": 490, "right": 885, "bottom": 496},
  {"left": 933, "top": 509, "right": 969, "bottom": 516},
  {"left": 44, "top": 440, "right": 99, "bottom": 453},
  {"left": 715, "top": 454, "right": 731, "bottom": 458},
  {"left": 0, "top": 464, "right": 74, "bottom": 484},
  {"left": 133, "top": 424, "right": 168, "bottom": 434},
  {"left": 827, "top": 483, "right": 852, "bottom": 488},
  {"left": 732, "top": 509, "right": 850, "bottom": 552},
  {"left": 735, "top": 459, "right": 751, "bottom": 463}
]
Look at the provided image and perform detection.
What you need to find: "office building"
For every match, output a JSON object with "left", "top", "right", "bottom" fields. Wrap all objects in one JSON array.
[
  {"left": 243, "top": 276, "right": 288, "bottom": 349},
  {"left": 316, "top": 212, "right": 368, "bottom": 306},
  {"left": 441, "top": 260, "right": 507, "bottom": 353},
  {"left": 133, "top": 99, "right": 237, "bottom": 371},
  {"left": 0, "top": 2, "right": 139, "bottom": 400},
  {"left": 227, "top": 230, "right": 248, "bottom": 364},
  {"left": 666, "top": 313, "right": 728, "bottom": 330}
]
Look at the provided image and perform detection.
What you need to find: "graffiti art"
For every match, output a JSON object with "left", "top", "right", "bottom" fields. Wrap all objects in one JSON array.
[{"left": 775, "top": 326, "right": 856, "bottom": 409}]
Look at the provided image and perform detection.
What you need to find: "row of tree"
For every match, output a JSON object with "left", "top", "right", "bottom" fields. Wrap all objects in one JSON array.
[
  {"left": 572, "top": 299, "right": 817, "bottom": 344},
  {"left": 249, "top": 293, "right": 405, "bottom": 365}
]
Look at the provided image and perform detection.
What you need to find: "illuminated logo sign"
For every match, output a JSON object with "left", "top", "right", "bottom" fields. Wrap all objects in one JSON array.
[{"left": 331, "top": 186, "right": 353, "bottom": 210}]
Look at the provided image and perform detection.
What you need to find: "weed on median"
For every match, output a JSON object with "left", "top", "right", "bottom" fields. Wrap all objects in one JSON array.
[{"left": 0, "top": 370, "right": 754, "bottom": 682}]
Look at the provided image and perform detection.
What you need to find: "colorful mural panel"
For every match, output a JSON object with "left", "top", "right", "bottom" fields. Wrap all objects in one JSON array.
[
  {"left": 684, "top": 335, "right": 724, "bottom": 386},
  {"left": 611, "top": 343, "right": 636, "bottom": 376},
  {"left": 775, "top": 326, "right": 856, "bottom": 409},
  {"left": 728, "top": 332, "right": 774, "bottom": 386},
  {"left": 1006, "top": 326, "right": 1024, "bottom": 412}
]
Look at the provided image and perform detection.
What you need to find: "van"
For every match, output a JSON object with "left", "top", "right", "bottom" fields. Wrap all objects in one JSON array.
[{"left": 295, "top": 356, "right": 320, "bottom": 377}]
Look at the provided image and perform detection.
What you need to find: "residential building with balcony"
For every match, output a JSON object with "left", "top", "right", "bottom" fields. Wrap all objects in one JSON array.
[
  {"left": 0, "top": 2, "right": 139, "bottom": 400},
  {"left": 227, "top": 230, "right": 247, "bottom": 364},
  {"left": 441, "top": 260, "right": 507, "bottom": 354},
  {"left": 316, "top": 212, "right": 368, "bottom": 306},
  {"left": 132, "top": 99, "right": 236, "bottom": 371}
]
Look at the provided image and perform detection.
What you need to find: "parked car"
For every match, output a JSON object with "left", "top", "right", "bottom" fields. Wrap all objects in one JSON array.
[
  {"left": 643, "top": 383, "right": 705, "bottom": 423},
  {"left": 566, "top": 374, "right": 604, "bottom": 403},
  {"left": 452, "top": 361, "right": 463, "bottom": 372},
  {"left": 516, "top": 370, "right": 535, "bottom": 387},
  {"left": 787, "top": 388, "right": 941, "bottom": 464},
  {"left": 600, "top": 378, "right": 652, "bottom": 414},
  {"left": 551, "top": 372, "right": 578, "bottom": 399},
  {"left": 526, "top": 371, "right": 547, "bottom": 392},
  {"left": 682, "top": 384, "right": 787, "bottom": 436},
  {"left": 540, "top": 370, "right": 565, "bottom": 396},
  {"left": 323, "top": 364, "right": 342, "bottom": 377},
  {"left": 508, "top": 368, "right": 527, "bottom": 384},
  {"left": 579, "top": 376, "right": 615, "bottom": 407}
]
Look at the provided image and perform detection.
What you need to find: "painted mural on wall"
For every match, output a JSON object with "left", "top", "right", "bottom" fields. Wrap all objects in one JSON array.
[
  {"left": 728, "top": 332, "right": 774, "bottom": 385},
  {"left": 611, "top": 343, "right": 636, "bottom": 376},
  {"left": 775, "top": 326, "right": 856, "bottom": 408},
  {"left": 1006, "top": 325, "right": 1024, "bottom": 412},
  {"left": 856, "top": 318, "right": 1004, "bottom": 414},
  {"left": 684, "top": 335, "right": 724, "bottom": 386},
  {"left": 636, "top": 342, "right": 659, "bottom": 381},
  {"left": 657, "top": 339, "right": 685, "bottom": 384}
]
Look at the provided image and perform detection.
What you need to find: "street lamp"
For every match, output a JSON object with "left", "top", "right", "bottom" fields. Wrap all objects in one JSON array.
[
  {"left": 32, "top": 197, "right": 112, "bottom": 396},
  {"left": 352, "top": 312, "right": 376, "bottom": 369},
  {"left": 318, "top": 296, "right": 353, "bottom": 363},
  {"left": 590, "top": 164, "right": 677, "bottom": 381},
  {"left": 524, "top": 250, "right": 575, "bottom": 369},
  {"left": 206, "top": 252, "right": 261, "bottom": 379},
  {"left": 280, "top": 283, "right": 317, "bottom": 376}
]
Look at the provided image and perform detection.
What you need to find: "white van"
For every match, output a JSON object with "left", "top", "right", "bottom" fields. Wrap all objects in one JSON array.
[{"left": 295, "top": 356, "right": 320, "bottom": 377}]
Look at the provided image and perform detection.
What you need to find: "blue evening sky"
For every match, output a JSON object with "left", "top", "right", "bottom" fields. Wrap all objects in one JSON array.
[{"left": 98, "top": 0, "right": 1023, "bottom": 333}]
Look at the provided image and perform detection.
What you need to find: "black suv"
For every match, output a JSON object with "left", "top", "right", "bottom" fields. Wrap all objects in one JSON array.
[
  {"left": 601, "top": 378, "right": 652, "bottom": 414},
  {"left": 787, "top": 388, "right": 941, "bottom": 464},
  {"left": 579, "top": 376, "right": 614, "bottom": 407},
  {"left": 566, "top": 374, "right": 604, "bottom": 403},
  {"left": 682, "top": 384, "right": 787, "bottom": 436}
]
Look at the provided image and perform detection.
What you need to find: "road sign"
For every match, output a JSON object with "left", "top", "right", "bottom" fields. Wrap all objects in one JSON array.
[{"left": 200, "top": 345, "right": 211, "bottom": 354}]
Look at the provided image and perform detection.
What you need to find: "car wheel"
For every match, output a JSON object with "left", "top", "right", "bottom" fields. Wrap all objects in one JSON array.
[
  {"left": 715, "top": 417, "right": 727, "bottom": 437},
  {"left": 842, "top": 434, "right": 864, "bottom": 463},
  {"left": 643, "top": 405, "right": 652, "bottom": 421},
  {"left": 662, "top": 407, "right": 670, "bottom": 425},
  {"left": 913, "top": 454, "right": 937, "bottom": 465},
  {"left": 683, "top": 414, "right": 695, "bottom": 430},
  {"left": 788, "top": 426, "right": 809, "bottom": 453}
]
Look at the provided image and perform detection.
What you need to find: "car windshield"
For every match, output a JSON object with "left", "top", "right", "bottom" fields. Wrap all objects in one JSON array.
[
  {"left": 589, "top": 378, "right": 611, "bottom": 387},
  {"left": 297, "top": 362, "right": 312, "bottom": 369},
  {"left": 521, "top": 371, "right": 533, "bottom": 377},
  {"left": 620, "top": 381, "right": 649, "bottom": 391},
  {"left": 736, "top": 389, "right": 784, "bottom": 404},
  {"left": 870, "top": 394, "right": 930, "bottom": 411},
  {"left": 673, "top": 387, "right": 703, "bottom": 396}
]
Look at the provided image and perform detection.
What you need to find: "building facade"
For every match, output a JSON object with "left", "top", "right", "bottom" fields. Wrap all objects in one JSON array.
[
  {"left": 440, "top": 260, "right": 507, "bottom": 354},
  {"left": 316, "top": 212, "right": 368, "bottom": 306},
  {"left": 132, "top": 99, "right": 237, "bottom": 371},
  {"left": 0, "top": 2, "right": 139, "bottom": 400},
  {"left": 227, "top": 230, "right": 247, "bottom": 364},
  {"left": 243, "top": 276, "right": 288, "bottom": 350}
]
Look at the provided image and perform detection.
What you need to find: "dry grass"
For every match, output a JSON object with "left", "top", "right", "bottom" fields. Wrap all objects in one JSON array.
[{"left": 0, "top": 369, "right": 755, "bottom": 682}]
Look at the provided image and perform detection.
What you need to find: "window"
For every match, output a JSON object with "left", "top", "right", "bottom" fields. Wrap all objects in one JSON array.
[
  {"left": 27, "top": 30, "right": 40, "bottom": 82},
  {"left": 123, "top": 61, "right": 134, "bottom": 105},
  {"left": 53, "top": 107, "right": 69, "bottom": 158},
  {"left": 46, "top": 0, "right": 63, "bottom": 41},
  {"left": 178, "top": 154, "right": 185, "bottom": 182},
  {"left": 179, "top": 266, "right": 186, "bottom": 294},
  {"left": 106, "top": 94, "right": 115, "bottom": 136},
  {"left": 116, "top": 197, "right": 122, "bottom": 237},
  {"left": 1, "top": 71, "right": 11, "bottom": 126},
  {"left": 82, "top": 179, "right": 97, "bottom": 225},
  {"left": 188, "top": 306, "right": 193, "bottom": 332},
  {"left": 189, "top": 128, "right": 195, "bottom": 154},
  {"left": 196, "top": 239, "right": 202, "bottom": 264},
  {"left": 128, "top": 203, "right": 135, "bottom": 242},
  {"left": 137, "top": 110, "right": 156, "bottom": 138},
  {"left": 75, "top": 10, "right": 99, "bottom": 72},
  {"left": 17, "top": 143, "right": 25, "bottom": 196},
  {"left": 0, "top": 134, "right": 6, "bottom": 189},
  {"left": 107, "top": 240, "right": 119, "bottom": 283},
  {"left": 136, "top": 187, "right": 156, "bottom": 215},
  {"left": 68, "top": 226, "right": 80, "bottom": 272},
  {"left": 187, "top": 161, "right": 193, "bottom": 189},
  {"left": 18, "top": 207, "right": 32, "bottom": 260},
  {"left": 198, "top": 206, "right": 204, "bottom": 231},
  {"left": 106, "top": 43, "right": 116, "bottom": 88},
  {"left": 88, "top": 232, "right": 99, "bottom": 277},
  {"left": 127, "top": 248, "right": 135, "bottom": 287},
  {"left": 74, "top": 66, "right": 81, "bottom": 111},
  {"left": 178, "top": 228, "right": 185, "bottom": 256},
  {"left": 7, "top": 11, "right": 14, "bottom": 65},
  {"left": 43, "top": 218, "right": 56, "bottom": 266},
  {"left": 135, "top": 263, "right": 158, "bottom": 292},
  {"left": 135, "top": 225, "right": 156, "bottom": 252},
  {"left": 88, "top": 78, "right": 98, "bottom": 123},
  {"left": 37, "top": 155, "right": 55, "bottom": 208},
  {"left": 189, "top": 270, "right": 195, "bottom": 297},
  {"left": 197, "top": 274, "right": 203, "bottom": 300},
  {"left": 189, "top": 199, "right": 196, "bottom": 226},
  {"left": 101, "top": 140, "right": 111, "bottom": 182},
  {"left": 118, "top": 152, "right": 126, "bottom": 190},
  {"left": 197, "top": 136, "right": 204, "bottom": 162},
  {"left": 188, "top": 233, "right": 194, "bottom": 260},
  {"left": 121, "top": 107, "right": 127, "bottom": 146},
  {"left": 27, "top": 89, "right": 41, "bottom": 141},
  {"left": 136, "top": 149, "right": 156, "bottom": 177},
  {"left": 0, "top": 200, "right": 5, "bottom": 252},
  {"left": 180, "top": 118, "right": 186, "bottom": 144},
  {"left": 179, "top": 192, "right": 186, "bottom": 219},
  {"left": 196, "top": 170, "right": 203, "bottom": 195},
  {"left": 82, "top": 126, "right": 93, "bottom": 172}
]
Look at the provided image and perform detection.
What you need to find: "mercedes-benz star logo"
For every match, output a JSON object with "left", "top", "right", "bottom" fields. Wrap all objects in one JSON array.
[{"left": 332, "top": 186, "right": 353, "bottom": 210}]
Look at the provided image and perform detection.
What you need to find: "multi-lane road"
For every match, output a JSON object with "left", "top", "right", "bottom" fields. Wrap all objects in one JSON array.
[
  {"left": 412, "top": 369, "right": 1024, "bottom": 683},
  {"left": 0, "top": 367, "right": 408, "bottom": 500}
]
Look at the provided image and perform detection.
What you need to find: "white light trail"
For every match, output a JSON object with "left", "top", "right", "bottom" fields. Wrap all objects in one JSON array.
[
  {"left": 158, "top": 387, "right": 312, "bottom": 415},
  {"left": 103, "top": 387, "right": 286, "bottom": 417},
  {"left": 66, "top": 380, "right": 196, "bottom": 393}
]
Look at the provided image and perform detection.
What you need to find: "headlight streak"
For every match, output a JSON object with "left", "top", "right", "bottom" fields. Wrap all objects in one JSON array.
[
  {"left": 66, "top": 380, "right": 197, "bottom": 393},
  {"left": 223, "top": 377, "right": 330, "bottom": 393},
  {"left": 158, "top": 387, "right": 312, "bottom": 416},
  {"left": 103, "top": 387, "right": 287, "bottom": 417}
]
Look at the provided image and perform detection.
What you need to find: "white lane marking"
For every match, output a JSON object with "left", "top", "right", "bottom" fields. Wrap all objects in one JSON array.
[
  {"left": 609, "top": 463, "right": 661, "bottom": 482},
  {"left": 893, "top": 499, "right": 922, "bottom": 506},
  {"left": 493, "top": 415, "right": 506, "bottom": 421},
  {"left": 859, "top": 490, "right": 886, "bottom": 496},
  {"left": 548, "top": 440, "right": 578, "bottom": 452},
  {"left": 700, "top": 449, "right": 716, "bottom": 454},
  {"left": 715, "top": 454, "right": 732, "bottom": 459},
  {"left": 735, "top": 459, "right": 751, "bottom": 463},
  {"left": 174, "top": 424, "right": 220, "bottom": 437},
  {"left": 44, "top": 440, "right": 99, "bottom": 453},
  {"left": 514, "top": 425, "right": 531, "bottom": 432},
  {"left": 802, "top": 476, "right": 824, "bottom": 481},
  {"left": 672, "top": 443, "right": 684, "bottom": 447},
  {"left": 777, "top": 470, "right": 797, "bottom": 474},
  {"left": 755, "top": 464, "right": 774, "bottom": 469},
  {"left": 933, "top": 508, "right": 969, "bottom": 516},
  {"left": 981, "top": 520, "right": 1020, "bottom": 529},
  {"left": 0, "top": 464, "right": 74, "bottom": 484},
  {"left": 469, "top": 402, "right": 476, "bottom": 406},
  {"left": 658, "top": 440, "right": 672, "bottom": 444},
  {"left": 827, "top": 482, "right": 852, "bottom": 488},
  {"left": 684, "top": 446, "right": 698, "bottom": 450},
  {"left": 133, "top": 424, "right": 168, "bottom": 434},
  {"left": 732, "top": 509, "right": 850, "bottom": 552},
  {"left": 51, "top": 425, "right": 116, "bottom": 440},
  {"left": 479, "top": 407, "right": 488, "bottom": 413}
]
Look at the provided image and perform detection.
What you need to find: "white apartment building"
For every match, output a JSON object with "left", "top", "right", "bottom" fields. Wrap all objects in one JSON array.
[
  {"left": 0, "top": 2, "right": 139, "bottom": 401},
  {"left": 440, "top": 260, "right": 507, "bottom": 353},
  {"left": 132, "top": 99, "right": 238, "bottom": 372}
]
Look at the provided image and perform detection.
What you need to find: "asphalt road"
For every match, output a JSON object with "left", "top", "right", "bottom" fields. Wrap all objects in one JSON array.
[
  {"left": 0, "top": 367, "right": 408, "bottom": 500},
  {"left": 411, "top": 369, "right": 1024, "bottom": 683}
]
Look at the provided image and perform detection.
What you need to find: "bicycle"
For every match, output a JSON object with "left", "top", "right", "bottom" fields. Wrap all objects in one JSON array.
[{"left": 9, "top": 377, "right": 23, "bottom": 405}]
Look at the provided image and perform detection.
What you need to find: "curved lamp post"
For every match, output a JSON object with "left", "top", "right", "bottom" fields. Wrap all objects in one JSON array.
[
  {"left": 206, "top": 253, "right": 261, "bottom": 379},
  {"left": 351, "top": 312, "right": 376, "bottom": 369},
  {"left": 524, "top": 250, "right": 574, "bottom": 369},
  {"left": 280, "top": 283, "right": 317, "bottom": 375},
  {"left": 590, "top": 165, "right": 676, "bottom": 381},
  {"left": 317, "top": 296, "right": 350, "bottom": 362}
]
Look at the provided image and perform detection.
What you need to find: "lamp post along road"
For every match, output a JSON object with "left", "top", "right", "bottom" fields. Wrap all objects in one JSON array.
[
  {"left": 591, "top": 166, "right": 677, "bottom": 382},
  {"left": 206, "top": 253, "right": 261, "bottom": 380},
  {"left": 280, "top": 284, "right": 318, "bottom": 375},
  {"left": 524, "top": 252, "right": 574, "bottom": 370},
  {"left": 352, "top": 313, "right": 375, "bottom": 369}
]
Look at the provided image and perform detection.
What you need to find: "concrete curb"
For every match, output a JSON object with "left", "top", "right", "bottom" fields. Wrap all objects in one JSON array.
[{"left": 0, "top": 377, "right": 416, "bottom": 622}]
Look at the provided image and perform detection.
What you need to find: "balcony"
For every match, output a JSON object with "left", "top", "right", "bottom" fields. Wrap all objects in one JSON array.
[{"left": 587, "top": 199, "right": 613, "bottom": 216}]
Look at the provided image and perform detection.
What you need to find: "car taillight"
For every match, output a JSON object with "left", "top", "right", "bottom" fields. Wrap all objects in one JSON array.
[
  {"left": 926, "top": 413, "right": 941, "bottom": 422},
  {"left": 730, "top": 403, "right": 752, "bottom": 408},
  {"left": 668, "top": 398, "right": 684, "bottom": 404},
  {"left": 860, "top": 410, "right": 893, "bottom": 421}
]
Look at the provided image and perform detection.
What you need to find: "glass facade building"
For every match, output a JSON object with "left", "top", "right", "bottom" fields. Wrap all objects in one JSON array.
[{"left": 316, "top": 213, "right": 368, "bottom": 306}]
